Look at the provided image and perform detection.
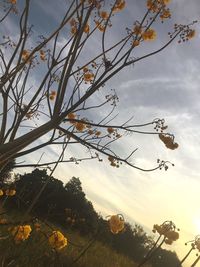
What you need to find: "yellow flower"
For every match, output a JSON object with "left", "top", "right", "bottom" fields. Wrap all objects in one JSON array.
[
  {"left": 50, "top": 90, "right": 57, "bottom": 96},
  {"left": 9, "top": 0, "right": 16, "bottom": 4},
  {"left": 163, "top": 0, "right": 171, "bottom": 4},
  {"left": 67, "top": 112, "right": 76, "bottom": 123},
  {"left": 75, "top": 121, "right": 86, "bottom": 132},
  {"left": 147, "top": 0, "right": 171, "bottom": 11},
  {"left": 9, "top": 189, "right": 16, "bottom": 196},
  {"left": 107, "top": 127, "right": 114, "bottom": 134},
  {"left": 83, "top": 66, "right": 89, "bottom": 72},
  {"left": 132, "top": 40, "right": 140, "bottom": 47},
  {"left": 146, "top": 0, "right": 159, "bottom": 12},
  {"left": 160, "top": 9, "right": 171, "bottom": 20},
  {"left": 83, "top": 72, "right": 94, "bottom": 82},
  {"left": 84, "top": 24, "right": 90, "bottom": 33},
  {"left": 113, "top": 0, "right": 126, "bottom": 12},
  {"left": 95, "top": 21, "right": 106, "bottom": 32},
  {"left": 95, "top": 131, "right": 101, "bottom": 136},
  {"left": 49, "top": 95, "right": 55, "bottom": 101},
  {"left": 0, "top": 218, "right": 8, "bottom": 224},
  {"left": 11, "top": 225, "right": 32, "bottom": 243},
  {"left": 5, "top": 189, "right": 16, "bottom": 196},
  {"left": 100, "top": 11, "right": 109, "bottom": 20},
  {"left": 187, "top": 29, "right": 195, "bottom": 39},
  {"left": 108, "top": 215, "right": 125, "bottom": 234},
  {"left": 49, "top": 90, "right": 57, "bottom": 101},
  {"left": 71, "top": 26, "right": 77, "bottom": 35},
  {"left": 22, "top": 50, "right": 30, "bottom": 61},
  {"left": 88, "top": 129, "right": 94, "bottom": 135},
  {"left": 48, "top": 231, "right": 67, "bottom": 250},
  {"left": 40, "top": 50, "right": 46, "bottom": 61},
  {"left": 142, "top": 28, "right": 157, "bottom": 41},
  {"left": 40, "top": 55, "right": 45, "bottom": 61},
  {"left": 0, "top": 189, "right": 4, "bottom": 196},
  {"left": 70, "top": 18, "right": 77, "bottom": 27}
]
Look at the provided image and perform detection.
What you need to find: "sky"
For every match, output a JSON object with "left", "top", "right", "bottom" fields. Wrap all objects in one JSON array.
[{"left": 1, "top": 0, "right": 200, "bottom": 266}]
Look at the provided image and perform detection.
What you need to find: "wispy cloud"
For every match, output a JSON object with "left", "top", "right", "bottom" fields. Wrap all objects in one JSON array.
[{"left": 3, "top": 1, "right": 200, "bottom": 265}]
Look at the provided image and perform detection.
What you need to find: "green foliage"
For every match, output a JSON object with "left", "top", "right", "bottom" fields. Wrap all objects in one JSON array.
[
  {"left": 7, "top": 169, "right": 99, "bottom": 233},
  {"left": 0, "top": 159, "right": 15, "bottom": 184},
  {"left": 111, "top": 223, "right": 150, "bottom": 262}
]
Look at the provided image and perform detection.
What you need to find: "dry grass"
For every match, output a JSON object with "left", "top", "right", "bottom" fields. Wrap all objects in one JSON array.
[{"left": 0, "top": 216, "right": 151, "bottom": 267}]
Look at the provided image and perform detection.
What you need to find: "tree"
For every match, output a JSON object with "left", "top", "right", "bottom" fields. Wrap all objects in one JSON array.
[
  {"left": 0, "top": 0, "right": 196, "bottom": 175},
  {"left": 111, "top": 223, "right": 150, "bottom": 262},
  {"left": 8, "top": 169, "right": 99, "bottom": 232},
  {"left": 149, "top": 248, "right": 180, "bottom": 267},
  {"left": 8, "top": 169, "right": 66, "bottom": 213},
  {"left": 0, "top": 158, "right": 15, "bottom": 184},
  {"left": 65, "top": 176, "right": 85, "bottom": 198}
]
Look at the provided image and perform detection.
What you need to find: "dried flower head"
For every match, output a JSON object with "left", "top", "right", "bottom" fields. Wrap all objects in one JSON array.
[
  {"left": 159, "top": 133, "right": 179, "bottom": 150},
  {"left": 133, "top": 25, "right": 142, "bottom": 35},
  {"left": 153, "top": 221, "right": 179, "bottom": 245}
]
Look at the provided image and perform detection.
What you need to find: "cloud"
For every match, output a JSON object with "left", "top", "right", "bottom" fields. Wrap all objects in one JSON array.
[{"left": 2, "top": 2, "right": 200, "bottom": 265}]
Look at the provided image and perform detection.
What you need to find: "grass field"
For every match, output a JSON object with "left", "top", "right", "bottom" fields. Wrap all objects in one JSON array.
[{"left": 0, "top": 211, "right": 151, "bottom": 267}]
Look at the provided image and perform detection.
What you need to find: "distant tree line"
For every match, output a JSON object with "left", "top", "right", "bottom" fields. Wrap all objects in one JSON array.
[{"left": 3, "top": 169, "right": 181, "bottom": 267}]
